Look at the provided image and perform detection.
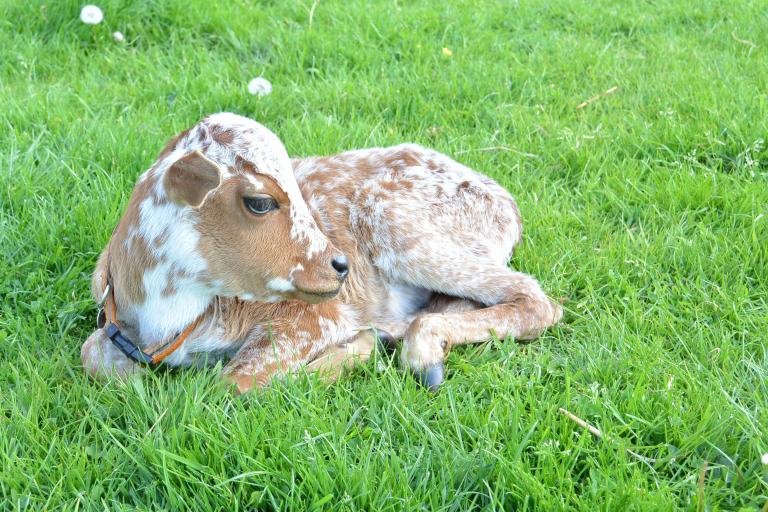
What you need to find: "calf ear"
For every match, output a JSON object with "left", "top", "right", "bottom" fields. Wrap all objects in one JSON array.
[{"left": 163, "top": 151, "right": 222, "bottom": 208}]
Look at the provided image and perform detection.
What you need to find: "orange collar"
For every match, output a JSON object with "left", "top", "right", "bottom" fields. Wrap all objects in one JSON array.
[{"left": 99, "top": 267, "right": 202, "bottom": 366}]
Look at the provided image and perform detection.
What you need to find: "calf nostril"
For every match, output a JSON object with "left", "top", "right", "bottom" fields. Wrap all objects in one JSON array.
[{"left": 331, "top": 254, "right": 349, "bottom": 278}]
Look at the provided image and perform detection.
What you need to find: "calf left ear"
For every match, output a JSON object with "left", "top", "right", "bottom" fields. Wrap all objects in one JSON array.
[{"left": 163, "top": 151, "right": 222, "bottom": 208}]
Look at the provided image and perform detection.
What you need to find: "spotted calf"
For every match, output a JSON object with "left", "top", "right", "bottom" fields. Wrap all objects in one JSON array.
[{"left": 81, "top": 113, "right": 562, "bottom": 392}]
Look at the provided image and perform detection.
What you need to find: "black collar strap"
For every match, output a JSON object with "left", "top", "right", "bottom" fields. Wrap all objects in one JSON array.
[{"left": 105, "top": 323, "right": 155, "bottom": 365}]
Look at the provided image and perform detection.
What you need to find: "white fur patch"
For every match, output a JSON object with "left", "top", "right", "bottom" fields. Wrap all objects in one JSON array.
[
  {"left": 266, "top": 277, "right": 295, "bottom": 292},
  {"left": 246, "top": 175, "right": 264, "bottom": 190},
  {"left": 289, "top": 203, "right": 328, "bottom": 259},
  {"left": 130, "top": 196, "right": 213, "bottom": 344},
  {"left": 137, "top": 198, "right": 208, "bottom": 275},
  {"left": 136, "top": 261, "right": 212, "bottom": 343}
]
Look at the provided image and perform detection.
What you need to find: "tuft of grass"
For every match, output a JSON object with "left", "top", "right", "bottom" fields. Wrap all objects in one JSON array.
[{"left": 1, "top": 0, "right": 767, "bottom": 509}]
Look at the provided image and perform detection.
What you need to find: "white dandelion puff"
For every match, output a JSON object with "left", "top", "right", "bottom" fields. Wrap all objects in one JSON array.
[
  {"left": 247, "top": 77, "right": 272, "bottom": 97},
  {"left": 112, "top": 31, "right": 125, "bottom": 43},
  {"left": 762, "top": 453, "right": 768, "bottom": 465},
  {"left": 80, "top": 5, "right": 104, "bottom": 25}
]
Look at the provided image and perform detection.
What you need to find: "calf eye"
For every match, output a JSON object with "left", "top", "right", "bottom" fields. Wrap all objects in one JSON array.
[{"left": 243, "top": 195, "right": 278, "bottom": 215}]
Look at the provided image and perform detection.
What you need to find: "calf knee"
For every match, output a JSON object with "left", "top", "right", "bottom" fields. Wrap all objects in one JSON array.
[{"left": 400, "top": 315, "right": 449, "bottom": 370}]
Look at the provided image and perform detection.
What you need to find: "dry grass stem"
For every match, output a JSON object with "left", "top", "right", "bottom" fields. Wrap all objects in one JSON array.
[
  {"left": 559, "top": 408, "right": 658, "bottom": 465},
  {"left": 576, "top": 86, "right": 619, "bottom": 109},
  {"left": 697, "top": 460, "right": 709, "bottom": 512}
]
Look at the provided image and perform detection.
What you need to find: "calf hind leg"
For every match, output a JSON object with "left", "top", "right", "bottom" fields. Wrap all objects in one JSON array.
[{"left": 401, "top": 267, "right": 562, "bottom": 390}]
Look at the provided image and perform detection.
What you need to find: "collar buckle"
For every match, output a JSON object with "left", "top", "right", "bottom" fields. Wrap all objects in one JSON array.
[{"left": 105, "top": 323, "right": 155, "bottom": 365}]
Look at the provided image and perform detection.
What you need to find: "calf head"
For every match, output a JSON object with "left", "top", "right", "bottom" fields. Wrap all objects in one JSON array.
[{"left": 130, "top": 113, "right": 347, "bottom": 305}]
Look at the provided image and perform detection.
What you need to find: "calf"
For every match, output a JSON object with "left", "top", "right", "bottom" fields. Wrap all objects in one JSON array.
[{"left": 81, "top": 113, "right": 562, "bottom": 392}]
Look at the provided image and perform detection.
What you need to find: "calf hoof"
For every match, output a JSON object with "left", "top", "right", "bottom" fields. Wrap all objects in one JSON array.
[
  {"left": 412, "top": 363, "right": 444, "bottom": 392},
  {"left": 372, "top": 328, "right": 397, "bottom": 355}
]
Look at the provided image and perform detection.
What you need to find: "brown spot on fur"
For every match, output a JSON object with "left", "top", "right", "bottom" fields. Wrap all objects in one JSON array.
[
  {"left": 235, "top": 155, "right": 257, "bottom": 174},
  {"left": 212, "top": 128, "right": 236, "bottom": 145},
  {"left": 379, "top": 180, "right": 399, "bottom": 192},
  {"left": 161, "top": 279, "right": 176, "bottom": 297},
  {"left": 112, "top": 231, "right": 153, "bottom": 306},
  {"left": 395, "top": 149, "right": 421, "bottom": 168},
  {"left": 151, "top": 228, "right": 169, "bottom": 250}
]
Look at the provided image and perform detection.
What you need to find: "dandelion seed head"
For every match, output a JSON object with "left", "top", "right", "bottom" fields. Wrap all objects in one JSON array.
[
  {"left": 247, "top": 77, "right": 272, "bottom": 97},
  {"left": 112, "top": 31, "right": 125, "bottom": 43},
  {"left": 80, "top": 5, "right": 104, "bottom": 25}
]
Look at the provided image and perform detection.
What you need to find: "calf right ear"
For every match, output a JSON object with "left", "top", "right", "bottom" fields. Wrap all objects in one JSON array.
[{"left": 163, "top": 151, "right": 222, "bottom": 208}]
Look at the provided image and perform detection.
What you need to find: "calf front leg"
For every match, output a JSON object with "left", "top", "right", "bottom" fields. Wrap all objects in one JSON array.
[
  {"left": 221, "top": 337, "right": 307, "bottom": 393},
  {"left": 222, "top": 328, "right": 382, "bottom": 393},
  {"left": 221, "top": 302, "right": 381, "bottom": 394},
  {"left": 303, "top": 329, "right": 379, "bottom": 383}
]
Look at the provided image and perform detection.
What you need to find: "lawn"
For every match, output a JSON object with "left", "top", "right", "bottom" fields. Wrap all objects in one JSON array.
[{"left": 1, "top": 0, "right": 767, "bottom": 509}]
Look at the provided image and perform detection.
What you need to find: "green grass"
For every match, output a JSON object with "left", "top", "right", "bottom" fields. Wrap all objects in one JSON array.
[{"left": 1, "top": 0, "right": 767, "bottom": 509}]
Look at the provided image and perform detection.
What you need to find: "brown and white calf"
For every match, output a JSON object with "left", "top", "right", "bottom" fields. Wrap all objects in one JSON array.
[{"left": 81, "top": 113, "right": 562, "bottom": 392}]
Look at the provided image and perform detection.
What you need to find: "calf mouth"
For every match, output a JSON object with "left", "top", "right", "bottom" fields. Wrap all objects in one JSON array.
[{"left": 293, "top": 286, "right": 341, "bottom": 303}]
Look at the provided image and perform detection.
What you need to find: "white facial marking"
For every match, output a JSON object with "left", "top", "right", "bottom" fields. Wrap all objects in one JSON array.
[
  {"left": 289, "top": 203, "right": 328, "bottom": 258},
  {"left": 266, "top": 277, "right": 295, "bottom": 292},
  {"left": 246, "top": 175, "right": 264, "bottom": 189}
]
